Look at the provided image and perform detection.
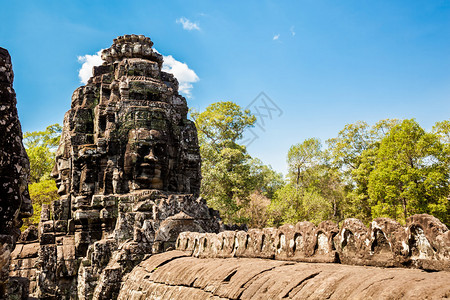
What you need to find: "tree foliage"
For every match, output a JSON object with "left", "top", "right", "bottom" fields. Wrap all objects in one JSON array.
[
  {"left": 22, "top": 179, "right": 59, "bottom": 229},
  {"left": 191, "top": 101, "right": 256, "bottom": 149},
  {"left": 21, "top": 124, "right": 61, "bottom": 229},
  {"left": 325, "top": 119, "right": 401, "bottom": 222},
  {"left": 192, "top": 102, "right": 281, "bottom": 225},
  {"left": 287, "top": 138, "right": 322, "bottom": 186},
  {"left": 269, "top": 138, "right": 344, "bottom": 226},
  {"left": 368, "top": 119, "right": 449, "bottom": 224},
  {"left": 24, "top": 124, "right": 62, "bottom": 183},
  {"left": 273, "top": 118, "right": 449, "bottom": 227}
]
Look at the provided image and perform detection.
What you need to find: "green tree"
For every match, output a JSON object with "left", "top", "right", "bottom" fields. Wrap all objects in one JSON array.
[
  {"left": 199, "top": 146, "right": 255, "bottom": 223},
  {"left": 368, "top": 119, "right": 450, "bottom": 224},
  {"left": 22, "top": 179, "right": 59, "bottom": 228},
  {"left": 268, "top": 182, "right": 335, "bottom": 226},
  {"left": 326, "top": 119, "right": 400, "bottom": 222},
  {"left": 287, "top": 138, "right": 322, "bottom": 186},
  {"left": 432, "top": 120, "right": 450, "bottom": 144},
  {"left": 327, "top": 121, "right": 371, "bottom": 176},
  {"left": 249, "top": 158, "right": 284, "bottom": 199},
  {"left": 242, "top": 160, "right": 284, "bottom": 228},
  {"left": 269, "top": 138, "right": 343, "bottom": 226},
  {"left": 192, "top": 101, "right": 280, "bottom": 225},
  {"left": 191, "top": 101, "right": 256, "bottom": 149},
  {"left": 268, "top": 183, "right": 305, "bottom": 226},
  {"left": 21, "top": 124, "right": 62, "bottom": 229},
  {"left": 24, "top": 124, "right": 62, "bottom": 183}
]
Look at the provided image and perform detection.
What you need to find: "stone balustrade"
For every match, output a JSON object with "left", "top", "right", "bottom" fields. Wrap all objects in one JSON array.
[{"left": 176, "top": 214, "right": 450, "bottom": 271}]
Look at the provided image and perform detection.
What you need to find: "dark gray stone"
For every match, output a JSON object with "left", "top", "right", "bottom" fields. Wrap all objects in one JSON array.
[
  {"left": 0, "top": 47, "right": 32, "bottom": 299},
  {"left": 22, "top": 35, "right": 222, "bottom": 299}
]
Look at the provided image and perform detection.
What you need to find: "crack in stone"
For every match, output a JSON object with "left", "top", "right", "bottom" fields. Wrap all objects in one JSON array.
[
  {"left": 222, "top": 269, "right": 238, "bottom": 283},
  {"left": 140, "top": 278, "right": 231, "bottom": 299},
  {"left": 282, "top": 271, "right": 321, "bottom": 298},
  {"left": 359, "top": 276, "right": 395, "bottom": 294},
  {"left": 234, "top": 263, "right": 292, "bottom": 299},
  {"left": 148, "top": 255, "right": 187, "bottom": 274}
]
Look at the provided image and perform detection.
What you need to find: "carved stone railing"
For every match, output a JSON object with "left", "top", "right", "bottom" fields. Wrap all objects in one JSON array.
[{"left": 175, "top": 214, "right": 450, "bottom": 272}]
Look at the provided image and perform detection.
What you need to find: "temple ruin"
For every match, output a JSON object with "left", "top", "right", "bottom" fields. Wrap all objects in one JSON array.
[
  {"left": 5, "top": 35, "right": 450, "bottom": 299},
  {"left": 0, "top": 47, "right": 33, "bottom": 299},
  {"left": 10, "top": 35, "right": 222, "bottom": 299}
]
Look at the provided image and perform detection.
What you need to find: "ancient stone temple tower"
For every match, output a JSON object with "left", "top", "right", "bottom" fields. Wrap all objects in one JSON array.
[
  {"left": 6, "top": 34, "right": 450, "bottom": 300},
  {"left": 22, "top": 35, "right": 221, "bottom": 299},
  {"left": 0, "top": 47, "right": 33, "bottom": 299},
  {"left": 54, "top": 34, "right": 202, "bottom": 199}
]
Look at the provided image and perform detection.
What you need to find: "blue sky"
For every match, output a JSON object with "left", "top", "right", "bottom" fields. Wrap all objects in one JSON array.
[{"left": 1, "top": 0, "right": 450, "bottom": 175}]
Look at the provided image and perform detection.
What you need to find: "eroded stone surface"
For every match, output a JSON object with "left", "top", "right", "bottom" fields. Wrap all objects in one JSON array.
[
  {"left": 119, "top": 250, "right": 450, "bottom": 300},
  {"left": 176, "top": 214, "right": 450, "bottom": 272},
  {"left": 0, "top": 47, "right": 33, "bottom": 299},
  {"left": 11, "top": 35, "right": 221, "bottom": 299},
  {"left": 6, "top": 35, "right": 450, "bottom": 299}
]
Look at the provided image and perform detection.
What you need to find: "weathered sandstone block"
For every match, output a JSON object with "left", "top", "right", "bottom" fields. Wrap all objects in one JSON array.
[
  {"left": 118, "top": 250, "right": 450, "bottom": 300},
  {"left": 0, "top": 47, "right": 33, "bottom": 299},
  {"left": 176, "top": 214, "right": 450, "bottom": 272},
  {"left": 13, "top": 35, "right": 223, "bottom": 299}
]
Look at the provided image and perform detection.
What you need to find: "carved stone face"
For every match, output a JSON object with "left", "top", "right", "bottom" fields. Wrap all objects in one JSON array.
[
  {"left": 124, "top": 128, "right": 169, "bottom": 190},
  {"left": 51, "top": 158, "right": 70, "bottom": 196}
]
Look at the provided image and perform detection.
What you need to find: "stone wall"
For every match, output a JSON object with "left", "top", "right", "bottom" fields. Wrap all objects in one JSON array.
[
  {"left": 9, "top": 226, "right": 39, "bottom": 297},
  {"left": 175, "top": 214, "right": 450, "bottom": 272},
  {"left": 116, "top": 214, "right": 450, "bottom": 299},
  {"left": 118, "top": 250, "right": 450, "bottom": 299},
  {"left": 0, "top": 47, "right": 33, "bottom": 299}
]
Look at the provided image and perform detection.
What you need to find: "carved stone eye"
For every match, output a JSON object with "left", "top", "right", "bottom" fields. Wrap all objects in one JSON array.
[
  {"left": 153, "top": 145, "right": 164, "bottom": 157},
  {"left": 137, "top": 145, "right": 150, "bottom": 157}
]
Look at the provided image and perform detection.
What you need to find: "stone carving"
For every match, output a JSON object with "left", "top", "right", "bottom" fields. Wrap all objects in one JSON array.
[
  {"left": 0, "top": 47, "right": 33, "bottom": 299},
  {"left": 15, "top": 35, "right": 221, "bottom": 299},
  {"left": 52, "top": 34, "right": 201, "bottom": 199},
  {"left": 176, "top": 214, "right": 450, "bottom": 272},
  {"left": 118, "top": 250, "right": 450, "bottom": 300},
  {"left": 6, "top": 34, "right": 450, "bottom": 299}
]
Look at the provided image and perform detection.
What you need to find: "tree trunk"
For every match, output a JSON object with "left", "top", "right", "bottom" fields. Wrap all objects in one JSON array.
[
  {"left": 333, "top": 197, "right": 337, "bottom": 218},
  {"left": 401, "top": 197, "right": 407, "bottom": 220}
]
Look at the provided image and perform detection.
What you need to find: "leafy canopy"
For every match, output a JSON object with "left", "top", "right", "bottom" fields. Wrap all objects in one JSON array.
[
  {"left": 21, "top": 124, "right": 61, "bottom": 229},
  {"left": 192, "top": 101, "right": 281, "bottom": 225},
  {"left": 24, "top": 124, "right": 62, "bottom": 183},
  {"left": 368, "top": 119, "right": 449, "bottom": 223}
]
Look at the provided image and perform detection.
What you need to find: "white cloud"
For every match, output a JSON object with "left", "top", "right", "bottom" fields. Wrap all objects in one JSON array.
[
  {"left": 290, "top": 26, "right": 296, "bottom": 36},
  {"left": 176, "top": 17, "right": 200, "bottom": 31},
  {"left": 77, "top": 50, "right": 104, "bottom": 84},
  {"left": 77, "top": 49, "right": 199, "bottom": 98},
  {"left": 162, "top": 54, "right": 199, "bottom": 98},
  {"left": 273, "top": 34, "right": 280, "bottom": 41}
]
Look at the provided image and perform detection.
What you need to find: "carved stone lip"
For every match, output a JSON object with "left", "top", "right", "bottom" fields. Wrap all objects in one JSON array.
[
  {"left": 136, "top": 176, "right": 162, "bottom": 182},
  {"left": 135, "top": 175, "right": 163, "bottom": 189},
  {"left": 137, "top": 164, "right": 162, "bottom": 182},
  {"left": 140, "top": 163, "right": 161, "bottom": 168}
]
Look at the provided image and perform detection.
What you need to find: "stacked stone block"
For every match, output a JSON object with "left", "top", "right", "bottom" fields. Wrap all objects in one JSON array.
[{"left": 176, "top": 214, "right": 450, "bottom": 271}]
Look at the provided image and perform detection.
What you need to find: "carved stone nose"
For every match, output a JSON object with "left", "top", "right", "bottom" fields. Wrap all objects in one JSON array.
[
  {"left": 50, "top": 163, "right": 59, "bottom": 178},
  {"left": 144, "top": 148, "right": 157, "bottom": 162}
]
